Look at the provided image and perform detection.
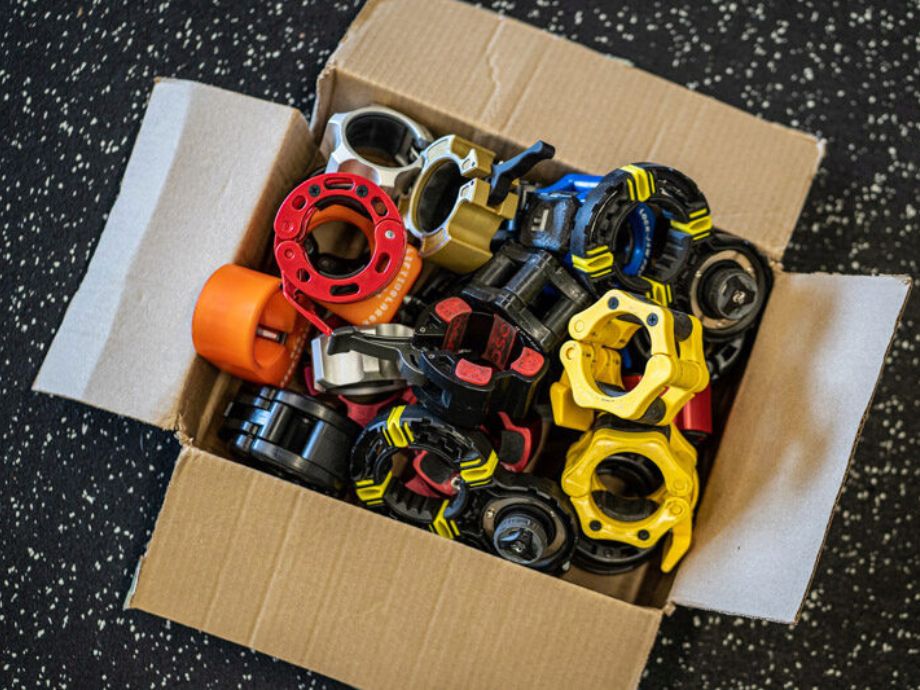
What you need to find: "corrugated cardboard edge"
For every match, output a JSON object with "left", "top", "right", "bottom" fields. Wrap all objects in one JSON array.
[
  {"left": 312, "top": 0, "right": 825, "bottom": 261},
  {"left": 124, "top": 446, "right": 192, "bottom": 612},
  {"left": 126, "top": 448, "right": 662, "bottom": 690},
  {"left": 670, "top": 272, "right": 912, "bottom": 623},
  {"left": 33, "top": 79, "right": 313, "bottom": 434}
]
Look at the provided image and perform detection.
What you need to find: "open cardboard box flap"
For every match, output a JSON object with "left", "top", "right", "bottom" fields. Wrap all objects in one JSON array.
[
  {"left": 128, "top": 447, "right": 662, "bottom": 690},
  {"left": 32, "top": 0, "right": 912, "bottom": 688},
  {"left": 33, "top": 79, "right": 314, "bottom": 435},
  {"left": 671, "top": 271, "right": 910, "bottom": 622},
  {"left": 316, "top": 0, "right": 824, "bottom": 261}
]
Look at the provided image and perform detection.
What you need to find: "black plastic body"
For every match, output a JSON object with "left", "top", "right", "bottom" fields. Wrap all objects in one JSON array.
[
  {"left": 350, "top": 404, "right": 494, "bottom": 524},
  {"left": 671, "top": 231, "right": 773, "bottom": 343},
  {"left": 461, "top": 242, "right": 592, "bottom": 352},
  {"left": 453, "top": 466, "right": 578, "bottom": 574},
  {"left": 351, "top": 407, "right": 576, "bottom": 574},
  {"left": 412, "top": 296, "right": 550, "bottom": 426},
  {"left": 518, "top": 194, "right": 578, "bottom": 254},
  {"left": 221, "top": 385, "right": 361, "bottom": 495},
  {"left": 569, "top": 163, "right": 710, "bottom": 296}
]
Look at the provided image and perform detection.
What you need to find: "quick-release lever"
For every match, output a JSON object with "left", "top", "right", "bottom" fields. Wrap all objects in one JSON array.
[{"left": 488, "top": 140, "right": 556, "bottom": 207}]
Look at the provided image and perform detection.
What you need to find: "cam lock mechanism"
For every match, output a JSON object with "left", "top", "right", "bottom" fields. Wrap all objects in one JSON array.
[
  {"left": 551, "top": 289, "right": 709, "bottom": 428},
  {"left": 351, "top": 405, "right": 576, "bottom": 573},
  {"left": 461, "top": 242, "right": 593, "bottom": 352},
  {"left": 221, "top": 385, "right": 361, "bottom": 495},
  {"left": 274, "top": 173, "right": 410, "bottom": 333},
  {"left": 310, "top": 323, "right": 412, "bottom": 397},
  {"left": 304, "top": 362, "right": 417, "bottom": 427},
  {"left": 562, "top": 416, "right": 699, "bottom": 573},
  {"left": 569, "top": 163, "right": 712, "bottom": 299},
  {"left": 321, "top": 105, "right": 432, "bottom": 199},
  {"left": 406, "top": 135, "right": 555, "bottom": 273},
  {"left": 327, "top": 297, "right": 548, "bottom": 427},
  {"left": 192, "top": 264, "right": 309, "bottom": 386}
]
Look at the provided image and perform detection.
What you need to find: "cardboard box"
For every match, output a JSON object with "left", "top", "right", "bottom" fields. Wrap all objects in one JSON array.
[{"left": 33, "top": 0, "right": 911, "bottom": 688}]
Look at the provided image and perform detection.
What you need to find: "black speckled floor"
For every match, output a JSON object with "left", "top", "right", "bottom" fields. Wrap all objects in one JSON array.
[{"left": 1, "top": 1, "right": 918, "bottom": 688}]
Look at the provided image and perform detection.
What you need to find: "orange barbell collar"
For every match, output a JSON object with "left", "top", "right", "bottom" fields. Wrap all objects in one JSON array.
[{"left": 192, "top": 264, "right": 309, "bottom": 386}]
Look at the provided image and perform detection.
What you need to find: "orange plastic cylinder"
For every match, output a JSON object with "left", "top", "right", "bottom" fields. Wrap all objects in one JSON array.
[
  {"left": 319, "top": 245, "right": 422, "bottom": 325},
  {"left": 308, "top": 204, "right": 422, "bottom": 325},
  {"left": 192, "top": 264, "right": 308, "bottom": 385}
]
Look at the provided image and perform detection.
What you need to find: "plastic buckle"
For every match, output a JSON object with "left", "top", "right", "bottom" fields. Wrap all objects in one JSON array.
[
  {"left": 405, "top": 136, "right": 553, "bottom": 273},
  {"left": 569, "top": 163, "right": 712, "bottom": 296},
  {"left": 351, "top": 405, "right": 576, "bottom": 573},
  {"left": 327, "top": 297, "right": 549, "bottom": 427},
  {"left": 350, "top": 404, "right": 498, "bottom": 530},
  {"left": 274, "top": 172, "right": 409, "bottom": 332}
]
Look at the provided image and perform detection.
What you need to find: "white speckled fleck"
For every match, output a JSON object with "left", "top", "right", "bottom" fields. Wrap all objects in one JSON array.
[{"left": 1, "top": 1, "right": 917, "bottom": 688}]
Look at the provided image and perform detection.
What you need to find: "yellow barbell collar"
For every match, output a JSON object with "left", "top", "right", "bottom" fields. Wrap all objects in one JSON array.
[
  {"left": 561, "top": 423, "right": 698, "bottom": 572},
  {"left": 557, "top": 289, "right": 709, "bottom": 426}
]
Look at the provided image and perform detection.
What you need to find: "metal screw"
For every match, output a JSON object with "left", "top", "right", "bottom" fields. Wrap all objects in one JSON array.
[
  {"left": 647, "top": 313, "right": 658, "bottom": 326},
  {"left": 308, "top": 184, "right": 321, "bottom": 197},
  {"left": 356, "top": 185, "right": 368, "bottom": 197}
]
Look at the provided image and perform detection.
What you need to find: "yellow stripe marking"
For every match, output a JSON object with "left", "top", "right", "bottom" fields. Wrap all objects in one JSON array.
[
  {"left": 670, "top": 214, "right": 712, "bottom": 236},
  {"left": 620, "top": 164, "right": 653, "bottom": 201},
  {"left": 572, "top": 251, "right": 614, "bottom": 275},
  {"left": 429, "top": 501, "right": 458, "bottom": 540},
  {"left": 384, "top": 406, "right": 409, "bottom": 447},
  {"left": 355, "top": 471, "right": 392, "bottom": 504},
  {"left": 645, "top": 279, "right": 671, "bottom": 306},
  {"left": 459, "top": 450, "right": 499, "bottom": 485}
]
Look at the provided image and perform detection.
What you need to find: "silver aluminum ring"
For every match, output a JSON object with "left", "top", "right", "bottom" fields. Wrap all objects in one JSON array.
[
  {"left": 320, "top": 105, "right": 432, "bottom": 198},
  {"left": 310, "top": 323, "right": 413, "bottom": 397}
]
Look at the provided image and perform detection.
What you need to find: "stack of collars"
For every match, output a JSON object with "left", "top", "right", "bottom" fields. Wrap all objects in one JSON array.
[{"left": 192, "top": 105, "right": 771, "bottom": 577}]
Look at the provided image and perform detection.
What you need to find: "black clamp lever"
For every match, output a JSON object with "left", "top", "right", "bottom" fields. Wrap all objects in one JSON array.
[
  {"left": 328, "top": 297, "right": 548, "bottom": 427},
  {"left": 488, "top": 140, "right": 556, "bottom": 207}
]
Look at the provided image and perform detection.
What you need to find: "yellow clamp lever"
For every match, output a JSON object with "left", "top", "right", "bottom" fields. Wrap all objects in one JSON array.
[
  {"left": 405, "top": 135, "right": 518, "bottom": 273},
  {"left": 561, "top": 420, "right": 699, "bottom": 573},
  {"left": 551, "top": 289, "right": 709, "bottom": 427}
]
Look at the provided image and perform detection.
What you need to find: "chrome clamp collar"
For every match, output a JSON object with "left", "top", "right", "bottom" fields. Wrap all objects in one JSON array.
[
  {"left": 311, "top": 323, "right": 413, "bottom": 396},
  {"left": 320, "top": 105, "right": 432, "bottom": 198}
]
